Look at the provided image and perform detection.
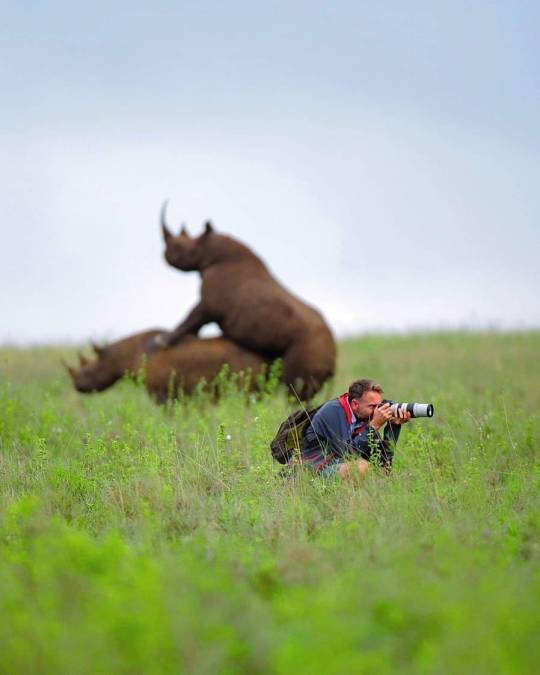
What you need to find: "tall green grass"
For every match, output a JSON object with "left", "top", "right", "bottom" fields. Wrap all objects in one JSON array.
[{"left": 0, "top": 332, "right": 539, "bottom": 674}]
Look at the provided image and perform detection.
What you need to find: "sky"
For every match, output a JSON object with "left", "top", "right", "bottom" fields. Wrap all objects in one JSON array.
[{"left": 1, "top": 1, "right": 539, "bottom": 344}]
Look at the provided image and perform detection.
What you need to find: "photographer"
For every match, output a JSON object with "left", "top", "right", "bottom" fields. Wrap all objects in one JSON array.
[{"left": 301, "top": 378, "right": 410, "bottom": 480}]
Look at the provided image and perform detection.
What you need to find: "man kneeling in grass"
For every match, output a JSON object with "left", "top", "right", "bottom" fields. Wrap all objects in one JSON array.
[{"left": 302, "top": 379, "right": 410, "bottom": 480}]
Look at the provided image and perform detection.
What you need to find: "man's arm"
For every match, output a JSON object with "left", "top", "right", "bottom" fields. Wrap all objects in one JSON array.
[
  {"left": 308, "top": 402, "right": 351, "bottom": 456},
  {"left": 383, "top": 422, "right": 402, "bottom": 446},
  {"left": 360, "top": 412, "right": 408, "bottom": 468},
  {"left": 351, "top": 425, "right": 394, "bottom": 466},
  {"left": 351, "top": 403, "right": 408, "bottom": 467},
  {"left": 347, "top": 403, "right": 393, "bottom": 465}
]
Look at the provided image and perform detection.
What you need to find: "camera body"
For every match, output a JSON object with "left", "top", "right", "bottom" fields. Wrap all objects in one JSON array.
[{"left": 381, "top": 399, "right": 434, "bottom": 418}]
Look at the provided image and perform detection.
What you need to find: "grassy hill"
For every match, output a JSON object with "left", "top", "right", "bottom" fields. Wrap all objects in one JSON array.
[{"left": 0, "top": 332, "right": 539, "bottom": 674}]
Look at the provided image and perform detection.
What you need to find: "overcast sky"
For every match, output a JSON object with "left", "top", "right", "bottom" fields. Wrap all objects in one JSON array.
[{"left": 1, "top": 1, "right": 539, "bottom": 344}]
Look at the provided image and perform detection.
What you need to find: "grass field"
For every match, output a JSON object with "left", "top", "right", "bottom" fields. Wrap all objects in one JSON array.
[{"left": 1, "top": 332, "right": 539, "bottom": 674}]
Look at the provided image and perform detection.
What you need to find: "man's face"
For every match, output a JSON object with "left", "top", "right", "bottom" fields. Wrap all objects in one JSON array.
[{"left": 350, "top": 390, "right": 382, "bottom": 421}]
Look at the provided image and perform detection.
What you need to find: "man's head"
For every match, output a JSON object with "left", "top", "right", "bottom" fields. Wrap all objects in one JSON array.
[{"left": 348, "top": 378, "right": 384, "bottom": 421}]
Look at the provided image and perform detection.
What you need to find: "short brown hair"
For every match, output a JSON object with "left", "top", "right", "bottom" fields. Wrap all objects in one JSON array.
[{"left": 348, "top": 378, "right": 383, "bottom": 401}]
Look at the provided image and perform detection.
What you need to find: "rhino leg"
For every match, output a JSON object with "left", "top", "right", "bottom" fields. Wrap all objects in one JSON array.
[
  {"left": 282, "top": 337, "right": 336, "bottom": 401},
  {"left": 165, "top": 303, "right": 215, "bottom": 347}
]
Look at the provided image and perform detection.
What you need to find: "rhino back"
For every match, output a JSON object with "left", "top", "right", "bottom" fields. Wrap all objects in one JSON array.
[
  {"left": 145, "top": 337, "right": 267, "bottom": 399},
  {"left": 201, "top": 266, "right": 332, "bottom": 354}
]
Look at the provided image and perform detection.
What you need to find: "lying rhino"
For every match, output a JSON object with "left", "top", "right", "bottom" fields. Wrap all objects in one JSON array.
[
  {"left": 158, "top": 204, "right": 336, "bottom": 399},
  {"left": 66, "top": 329, "right": 268, "bottom": 403}
]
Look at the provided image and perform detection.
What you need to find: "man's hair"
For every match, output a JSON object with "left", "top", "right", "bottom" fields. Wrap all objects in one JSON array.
[{"left": 348, "top": 378, "right": 383, "bottom": 401}]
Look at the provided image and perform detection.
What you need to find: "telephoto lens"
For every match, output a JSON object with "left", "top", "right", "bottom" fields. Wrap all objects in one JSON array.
[{"left": 388, "top": 402, "right": 434, "bottom": 418}]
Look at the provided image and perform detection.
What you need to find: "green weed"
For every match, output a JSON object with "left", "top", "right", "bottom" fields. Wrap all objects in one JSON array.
[{"left": 0, "top": 333, "right": 539, "bottom": 673}]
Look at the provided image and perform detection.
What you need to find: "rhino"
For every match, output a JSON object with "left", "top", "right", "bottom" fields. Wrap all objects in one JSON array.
[
  {"left": 65, "top": 329, "right": 268, "bottom": 403},
  {"left": 157, "top": 203, "right": 336, "bottom": 399}
]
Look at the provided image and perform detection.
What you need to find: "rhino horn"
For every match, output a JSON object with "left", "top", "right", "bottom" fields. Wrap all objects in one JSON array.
[
  {"left": 78, "top": 352, "right": 89, "bottom": 366},
  {"left": 161, "top": 200, "right": 173, "bottom": 242},
  {"left": 204, "top": 221, "right": 214, "bottom": 235}
]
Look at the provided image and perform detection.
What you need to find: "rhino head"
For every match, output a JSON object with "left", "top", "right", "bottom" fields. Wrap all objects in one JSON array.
[
  {"left": 64, "top": 344, "right": 123, "bottom": 392},
  {"left": 161, "top": 200, "right": 214, "bottom": 271},
  {"left": 65, "top": 331, "right": 164, "bottom": 393}
]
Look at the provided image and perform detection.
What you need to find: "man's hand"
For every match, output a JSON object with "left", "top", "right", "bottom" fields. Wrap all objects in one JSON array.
[
  {"left": 390, "top": 407, "right": 411, "bottom": 426},
  {"left": 370, "top": 403, "right": 393, "bottom": 431}
]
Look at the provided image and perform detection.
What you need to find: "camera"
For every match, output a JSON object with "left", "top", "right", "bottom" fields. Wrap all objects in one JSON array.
[{"left": 380, "top": 399, "right": 434, "bottom": 418}]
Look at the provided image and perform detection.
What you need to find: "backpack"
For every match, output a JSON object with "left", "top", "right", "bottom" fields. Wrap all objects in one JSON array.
[{"left": 270, "top": 405, "right": 323, "bottom": 464}]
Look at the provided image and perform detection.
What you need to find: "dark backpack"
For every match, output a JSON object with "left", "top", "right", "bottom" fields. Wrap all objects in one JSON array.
[{"left": 270, "top": 405, "right": 323, "bottom": 464}]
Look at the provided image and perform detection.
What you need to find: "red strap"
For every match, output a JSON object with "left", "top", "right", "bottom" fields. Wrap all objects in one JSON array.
[
  {"left": 338, "top": 393, "right": 354, "bottom": 425},
  {"left": 338, "top": 393, "right": 368, "bottom": 435}
]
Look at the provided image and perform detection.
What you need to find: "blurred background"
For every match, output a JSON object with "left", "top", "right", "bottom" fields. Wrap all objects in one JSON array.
[{"left": 1, "top": 1, "right": 539, "bottom": 344}]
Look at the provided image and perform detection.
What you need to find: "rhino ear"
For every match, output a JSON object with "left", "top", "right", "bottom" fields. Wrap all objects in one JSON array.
[
  {"left": 204, "top": 221, "right": 214, "bottom": 235},
  {"left": 160, "top": 200, "right": 173, "bottom": 243},
  {"left": 61, "top": 358, "right": 76, "bottom": 379},
  {"left": 91, "top": 341, "right": 106, "bottom": 357}
]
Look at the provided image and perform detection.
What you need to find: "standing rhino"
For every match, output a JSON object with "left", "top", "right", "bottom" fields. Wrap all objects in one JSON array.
[
  {"left": 157, "top": 204, "right": 336, "bottom": 399},
  {"left": 66, "top": 329, "right": 268, "bottom": 403}
]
